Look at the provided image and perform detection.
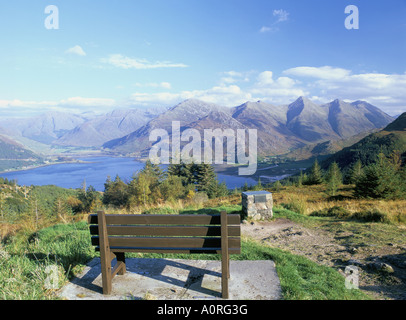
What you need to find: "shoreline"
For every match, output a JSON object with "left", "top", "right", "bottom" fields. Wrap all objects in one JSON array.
[
  {"left": 0, "top": 159, "right": 91, "bottom": 175},
  {"left": 0, "top": 153, "right": 145, "bottom": 175}
]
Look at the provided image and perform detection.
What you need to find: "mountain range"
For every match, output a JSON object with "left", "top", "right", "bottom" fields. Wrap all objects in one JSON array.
[
  {"left": 0, "top": 97, "right": 395, "bottom": 162},
  {"left": 0, "top": 111, "right": 87, "bottom": 145},
  {"left": 102, "top": 97, "right": 394, "bottom": 157},
  {"left": 54, "top": 107, "right": 166, "bottom": 147}
]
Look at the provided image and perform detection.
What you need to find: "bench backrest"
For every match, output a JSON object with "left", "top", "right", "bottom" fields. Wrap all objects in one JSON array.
[{"left": 88, "top": 212, "right": 241, "bottom": 254}]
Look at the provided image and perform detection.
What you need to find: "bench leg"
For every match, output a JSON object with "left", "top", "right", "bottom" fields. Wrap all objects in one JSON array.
[
  {"left": 100, "top": 249, "right": 112, "bottom": 295},
  {"left": 221, "top": 211, "right": 229, "bottom": 299},
  {"left": 221, "top": 257, "right": 229, "bottom": 299},
  {"left": 98, "top": 211, "right": 112, "bottom": 295}
]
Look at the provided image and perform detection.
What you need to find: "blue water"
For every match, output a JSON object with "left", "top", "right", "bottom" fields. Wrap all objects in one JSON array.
[{"left": 0, "top": 157, "right": 257, "bottom": 191}]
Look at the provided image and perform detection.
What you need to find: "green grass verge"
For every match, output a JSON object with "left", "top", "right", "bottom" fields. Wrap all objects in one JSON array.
[
  {"left": 0, "top": 222, "right": 94, "bottom": 299},
  {"left": 239, "top": 238, "right": 369, "bottom": 300}
]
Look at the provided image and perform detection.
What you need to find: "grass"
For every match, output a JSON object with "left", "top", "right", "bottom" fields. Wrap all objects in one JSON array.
[
  {"left": 240, "top": 238, "right": 369, "bottom": 300},
  {"left": 0, "top": 212, "right": 370, "bottom": 300},
  {"left": 0, "top": 221, "right": 95, "bottom": 299},
  {"left": 273, "top": 184, "right": 406, "bottom": 225}
]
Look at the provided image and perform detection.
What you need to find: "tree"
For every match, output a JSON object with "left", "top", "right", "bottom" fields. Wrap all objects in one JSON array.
[
  {"left": 0, "top": 192, "right": 6, "bottom": 221},
  {"left": 142, "top": 160, "right": 165, "bottom": 182},
  {"left": 215, "top": 181, "right": 229, "bottom": 197},
  {"left": 325, "top": 162, "right": 342, "bottom": 196},
  {"left": 254, "top": 177, "right": 263, "bottom": 190},
  {"left": 103, "top": 175, "right": 129, "bottom": 207},
  {"left": 66, "top": 195, "right": 82, "bottom": 214},
  {"left": 348, "top": 159, "right": 363, "bottom": 184},
  {"left": 297, "top": 170, "right": 307, "bottom": 187},
  {"left": 159, "top": 174, "right": 185, "bottom": 202},
  {"left": 306, "top": 159, "right": 324, "bottom": 185},
  {"left": 132, "top": 172, "right": 149, "bottom": 205},
  {"left": 354, "top": 153, "right": 405, "bottom": 199},
  {"left": 167, "top": 162, "right": 183, "bottom": 177},
  {"left": 53, "top": 197, "right": 71, "bottom": 223},
  {"left": 273, "top": 180, "right": 281, "bottom": 192},
  {"left": 195, "top": 163, "right": 217, "bottom": 195},
  {"left": 167, "top": 161, "right": 198, "bottom": 186},
  {"left": 78, "top": 185, "right": 101, "bottom": 213}
]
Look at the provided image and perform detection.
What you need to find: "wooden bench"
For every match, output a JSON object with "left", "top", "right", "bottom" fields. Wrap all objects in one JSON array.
[{"left": 88, "top": 210, "right": 241, "bottom": 298}]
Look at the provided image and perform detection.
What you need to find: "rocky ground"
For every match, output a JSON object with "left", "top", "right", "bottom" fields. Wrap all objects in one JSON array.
[{"left": 241, "top": 218, "right": 406, "bottom": 300}]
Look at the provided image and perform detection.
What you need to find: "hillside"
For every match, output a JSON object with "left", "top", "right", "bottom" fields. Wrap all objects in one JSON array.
[
  {"left": 286, "top": 96, "right": 334, "bottom": 142},
  {"left": 231, "top": 100, "right": 304, "bottom": 155},
  {"left": 284, "top": 129, "right": 378, "bottom": 160},
  {"left": 0, "top": 134, "right": 44, "bottom": 171},
  {"left": 321, "top": 112, "right": 406, "bottom": 171}
]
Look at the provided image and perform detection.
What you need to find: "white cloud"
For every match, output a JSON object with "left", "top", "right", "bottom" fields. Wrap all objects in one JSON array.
[
  {"left": 260, "top": 9, "right": 289, "bottom": 33},
  {"left": 134, "top": 82, "right": 172, "bottom": 89},
  {"left": 0, "top": 99, "right": 53, "bottom": 108},
  {"left": 259, "top": 26, "right": 278, "bottom": 33},
  {"left": 127, "top": 84, "right": 253, "bottom": 108},
  {"left": 273, "top": 9, "right": 289, "bottom": 23},
  {"left": 126, "top": 70, "right": 307, "bottom": 108},
  {"left": 224, "top": 71, "right": 243, "bottom": 77},
  {"left": 0, "top": 97, "right": 118, "bottom": 117},
  {"left": 102, "top": 54, "right": 188, "bottom": 70},
  {"left": 256, "top": 71, "right": 275, "bottom": 86},
  {"left": 59, "top": 97, "right": 116, "bottom": 108},
  {"left": 160, "top": 82, "right": 172, "bottom": 89},
  {"left": 185, "top": 85, "right": 253, "bottom": 106},
  {"left": 65, "top": 45, "right": 86, "bottom": 56},
  {"left": 128, "top": 92, "right": 182, "bottom": 105},
  {"left": 283, "top": 66, "right": 351, "bottom": 80},
  {"left": 249, "top": 71, "right": 306, "bottom": 104},
  {"left": 283, "top": 66, "right": 406, "bottom": 115},
  {"left": 219, "top": 71, "right": 251, "bottom": 85}
]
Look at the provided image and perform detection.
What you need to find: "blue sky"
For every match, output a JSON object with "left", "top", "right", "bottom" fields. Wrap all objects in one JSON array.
[{"left": 0, "top": 0, "right": 405, "bottom": 116}]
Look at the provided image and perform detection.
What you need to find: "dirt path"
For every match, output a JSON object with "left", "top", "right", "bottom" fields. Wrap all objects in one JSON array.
[{"left": 241, "top": 218, "right": 406, "bottom": 300}]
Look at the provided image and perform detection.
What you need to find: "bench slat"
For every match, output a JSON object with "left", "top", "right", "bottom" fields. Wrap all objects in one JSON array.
[
  {"left": 88, "top": 214, "right": 240, "bottom": 225},
  {"left": 89, "top": 225, "right": 241, "bottom": 237},
  {"left": 91, "top": 235, "right": 240, "bottom": 249},
  {"left": 95, "top": 247, "right": 241, "bottom": 254}
]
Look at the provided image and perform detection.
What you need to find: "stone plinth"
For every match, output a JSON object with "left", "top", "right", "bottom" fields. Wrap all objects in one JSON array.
[{"left": 242, "top": 191, "right": 273, "bottom": 220}]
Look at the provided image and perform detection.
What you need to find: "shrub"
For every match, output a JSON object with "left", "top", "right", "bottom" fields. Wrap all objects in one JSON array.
[
  {"left": 310, "top": 206, "right": 350, "bottom": 218},
  {"left": 325, "top": 162, "right": 342, "bottom": 196},
  {"left": 352, "top": 209, "right": 389, "bottom": 223},
  {"left": 281, "top": 197, "right": 307, "bottom": 215},
  {"left": 354, "top": 153, "right": 405, "bottom": 200}
]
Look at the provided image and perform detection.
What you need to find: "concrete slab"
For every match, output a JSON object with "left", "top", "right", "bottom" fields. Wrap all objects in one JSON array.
[{"left": 58, "top": 258, "right": 282, "bottom": 300}]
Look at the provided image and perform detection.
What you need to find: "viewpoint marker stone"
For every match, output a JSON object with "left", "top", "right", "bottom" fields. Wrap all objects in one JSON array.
[{"left": 242, "top": 191, "right": 273, "bottom": 220}]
